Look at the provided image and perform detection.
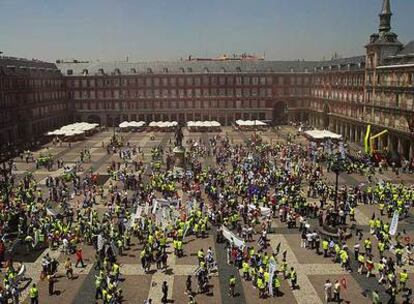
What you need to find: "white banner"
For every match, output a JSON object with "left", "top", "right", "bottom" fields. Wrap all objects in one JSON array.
[
  {"left": 127, "top": 206, "right": 143, "bottom": 229},
  {"left": 97, "top": 234, "right": 104, "bottom": 251},
  {"left": 221, "top": 225, "right": 245, "bottom": 249},
  {"left": 152, "top": 199, "right": 158, "bottom": 214},
  {"left": 248, "top": 204, "right": 271, "bottom": 217},
  {"left": 268, "top": 257, "right": 277, "bottom": 296},
  {"left": 46, "top": 208, "right": 58, "bottom": 217},
  {"left": 389, "top": 211, "right": 399, "bottom": 236}
]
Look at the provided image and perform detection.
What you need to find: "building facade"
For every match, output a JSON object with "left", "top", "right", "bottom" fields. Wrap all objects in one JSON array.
[
  {"left": 0, "top": 0, "right": 412, "bottom": 159},
  {"left": 0, "top": 57, "right": 69, "bottom": 150},
  {"left": 308, "top": 0, "right": 414, "bottom": 159}
]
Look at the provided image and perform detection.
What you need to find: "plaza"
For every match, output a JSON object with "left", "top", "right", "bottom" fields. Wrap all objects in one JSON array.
[
  {"left": 1, "top": 125, "right": 413, "bottom": 304},
  {"left": 0, "top": 0, "right": 413, "bottom": 303}
]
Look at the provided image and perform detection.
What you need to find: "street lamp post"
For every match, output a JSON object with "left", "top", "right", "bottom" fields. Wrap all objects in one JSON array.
[
  {"left": 113, "top": 87, "right": 124, "bottom": 139},
  {"left": 330, "top": 152, "right": 345, "bottom": 216}
]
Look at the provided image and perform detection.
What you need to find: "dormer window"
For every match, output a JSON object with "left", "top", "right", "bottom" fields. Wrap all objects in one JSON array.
[
  {"left": 130, "top": 68, "right": 137, "bottom": 74},
  {"left": 67, "top": 69, "right": 73, "bottom": 75},
  {"left": 163, "top": 68, "right": 168, "bottom": 73},
  {"left": 187, "top": 67, "right": 192, "bottom": 73},
  {"left": 114, "top": 68, "right": 121, "bottom": 75},
  {"left": 179, "top": 67, "right": 185, "bottom": 73},
  {"left": 147, "top": 68, "right": 152, "bottom": 74},
  {"left": 82, "top": 69, "right": 88, "bottom": 75},
  {"left": 98, "top": 68, "right": 104, "bottom": 75},
  {"left": 235, "top": 67, "right": 241, "bottom": 73},
  {"left": 203, "top": 67, "right": 209, "bottom": 73}
]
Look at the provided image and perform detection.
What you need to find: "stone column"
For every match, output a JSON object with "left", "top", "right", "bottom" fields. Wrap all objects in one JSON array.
[{"left": 397, "top": 137, "right": 403, "bottom": 154}]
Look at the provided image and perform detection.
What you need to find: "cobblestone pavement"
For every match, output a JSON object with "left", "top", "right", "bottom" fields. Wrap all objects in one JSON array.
[{"left": 8, "top": 127, "right": 414, "bottom": 304}]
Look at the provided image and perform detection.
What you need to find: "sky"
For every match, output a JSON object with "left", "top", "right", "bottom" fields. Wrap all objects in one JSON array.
[{"left": 0, "top": 0, "right": 413, "bottom": 62}]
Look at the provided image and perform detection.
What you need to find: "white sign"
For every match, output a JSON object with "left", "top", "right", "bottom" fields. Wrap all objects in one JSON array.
[{"left": 389, "top": 211, "right": 399, "bottom": 236}]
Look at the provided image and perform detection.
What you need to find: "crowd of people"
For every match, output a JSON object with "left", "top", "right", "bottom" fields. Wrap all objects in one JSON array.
[{"left": 0, "top": 128, "right": 412, "bottom": 304}]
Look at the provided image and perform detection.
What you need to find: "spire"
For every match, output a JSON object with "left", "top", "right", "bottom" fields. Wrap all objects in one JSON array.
[
  {"left": 381, "top": 0, "right": 391, "bottom": 15},
  {"left": 379, "top": 0, "right": 392, "bottom": 33}
]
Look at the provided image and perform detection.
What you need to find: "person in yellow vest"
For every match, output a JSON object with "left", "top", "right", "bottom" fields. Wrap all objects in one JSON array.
[
  {"left": 322, "top": 239, "right": 329, "bottom": 257},
  {"left": 256, "top": 275, "right": 265, "bottom": 298},
  {"left": 349, "top": 207, "right": 355, "bottom": 222},
  {"left": 112, "top": 262, "right": 120, "bottom": 280},
  {"left": 399, "top": 269, "right": 409, "bottom": 290},
  {"left": 289, "top": 267, "right": 298, "bottom": 290},
  {"left": 29, "top": 283, "right": 39, "bottom": 304},
  {"left": 242, "top": 261, "right": 250, "bottom": 280},
  {"left": 364, "top": 238, "right": 372, "bottom": 254},
  {"left": 95, "top": 274, "right": 103, "bottom": 300},
  {"left": 177, "top": 239, "right": 183, "bottom": 257},
  {"left": 228, "top": 275, "right": 236, "bottom": 297},
  {"left": 197, "top": 249, "right": 205, "bottom": 265},
  {"left": 273, "top": 274, "right": 281, "bottom": 297}
]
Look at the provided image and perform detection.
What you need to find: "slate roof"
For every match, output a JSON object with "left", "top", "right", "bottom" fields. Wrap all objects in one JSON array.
[
  {"left": 57, "top": 56, "right": 366, "bottom": 76},
  {"left": 397, "top": 41, "right": 414, "bottom": 55},
  {"left": 0, "top": 56, "right": 57, "bottom": 70}
]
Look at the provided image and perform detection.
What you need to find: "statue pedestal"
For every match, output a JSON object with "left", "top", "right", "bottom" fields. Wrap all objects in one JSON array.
[{"left": 173, "top": 146, "right": 185, "bottom": 173}]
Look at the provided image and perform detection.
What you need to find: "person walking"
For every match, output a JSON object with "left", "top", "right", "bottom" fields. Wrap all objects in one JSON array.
[
  {"left": 333, "top": 280, "right": 341, "bottom": 303},
  {"left": 185, "top": 275, "right": 192, "bottom": 295},
  {"left": 29, "top": 283, "right": 39, "bottom": 304},
  {"left": 64, "top": 257, "right": 73, "bottom": 279},
  {"left": 228, "top": 275, "right": 236, "bottom": 297},
  {"left": 75, "top": 248, "right": 85, "bottom": 268},
  {"left": 161, "top": 281, "right": 168, "bottom": 304},
  {"left": 289, "top": 267, "right": 298, "bottom": 290},
  {"left": 324, "top": 279, "right": 332, "bottom": 303},
  {"left": 47, "top": 273, "right": 56, "bottom": 296}
]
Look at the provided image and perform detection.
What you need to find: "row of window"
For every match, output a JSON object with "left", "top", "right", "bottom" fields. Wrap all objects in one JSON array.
[
  {"left": 74, "top": 99, "right": 274, "bottom": 111},
  {"left": 1, "top": 78, "right": 63, "bottom": 90},
  {"left": 369, "top": 92, "right": 414, "bottom": 110},
  {"left": 312, "top": 89, "right": 364, "bottom": 103},
  {"left": 31, "top": 103, "right": 67, "bottom": 118},
  {"left": 2, "top": 91, "right": 65, "bottom": 105},
  {"left": 67, "top": 75, "right": 276, "bottom": 88},
  {"left": 375, "top": 72, "right": 414, "bottom": 87},
  {"left": 313, "top": 76, "right": 364, "bottom": 87},
  {"left": 69, "top": 87, "right": 312, "bottom": 100},
  {"left": 66, "top": 75, "right": 316, "bottom": 89},
  {"left": 367, "top": 110, "right": 409, "bottom": 130}
]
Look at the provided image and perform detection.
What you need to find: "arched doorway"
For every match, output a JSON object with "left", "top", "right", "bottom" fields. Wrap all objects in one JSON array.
[
  {"left": 272, "top": 102, "right": 288, "bottom": 125},
  {"left": 87, "top": 115, "right": 101, "bottom": 125}
]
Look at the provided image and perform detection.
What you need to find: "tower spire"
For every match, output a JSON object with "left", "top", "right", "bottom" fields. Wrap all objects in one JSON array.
[{"left": 379, "top": 0, "right": 392, "bottom": 33}]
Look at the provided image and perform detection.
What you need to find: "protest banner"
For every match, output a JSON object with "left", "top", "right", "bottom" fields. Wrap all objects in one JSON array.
[
  {"left": 389, "top": 211, "right": 399, "bottom": 236},
  {"left": 221, "top": 225, "right": 245, "bottom": 249}
]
